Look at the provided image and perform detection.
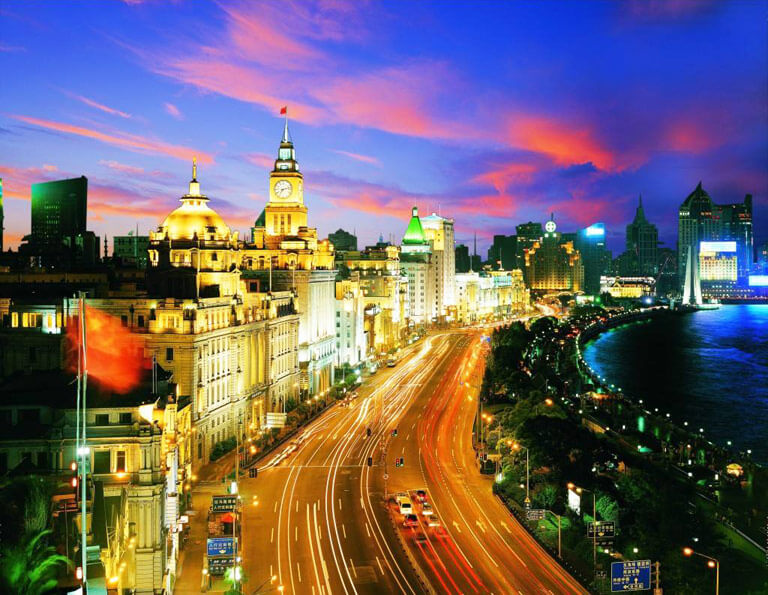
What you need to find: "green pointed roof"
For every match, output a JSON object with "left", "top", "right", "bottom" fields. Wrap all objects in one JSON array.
[
  {"left": 402, "top": 206, "right": 427, "bottom": 245},
  {"left": 254, "top": 208, "right": 266, "bottom": 227}
]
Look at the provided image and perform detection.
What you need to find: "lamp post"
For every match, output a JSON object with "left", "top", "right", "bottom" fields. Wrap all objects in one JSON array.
[
  {"left": 511, "top": 442, "right": 530, "bottom": 508},
  {"left": 568, "top": 482, "right": 596, "bottom": 573},
  {"left": 683, "top": 547, "right": 719, "bottom": 595}
]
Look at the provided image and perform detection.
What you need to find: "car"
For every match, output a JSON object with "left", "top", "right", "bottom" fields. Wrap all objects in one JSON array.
[
  {"left": 403, "top": 514, "right": 419, "bottom": 528},
  {"left": 427, "top": 515, "right": 441, "bottom": 527},
  {"left": 414, "top": 534, "right": 428, "bottom": 545},
  {"left": 397, "top": 495, "right": 413, "bottom": 515},
  {"left": 415, "top": 490, "right": 428, "bottom": 503},
  {"left": 420, "top": 502, "right": 434, "bottom": 516},
  {"left": 432, "top": 526, "right": 448, "bottom": 539}
]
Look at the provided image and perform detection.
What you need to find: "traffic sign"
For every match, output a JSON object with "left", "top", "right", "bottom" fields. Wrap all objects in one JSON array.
[
  {"left": 207, "top": 537, "right": 236, "bottom": 557},
  {"left": 208, "top": 556, "right": 233, "bottom": 575},
  {"left": 611, "top": 560, "right": 651, "bottom": 592},
  {"left": 588, "top": 520, "right": 616, "bottom": 538},
  {"left": 212, "top": 495, "right": 237, "bottom": 512},
  {"left": 526, "top": 509, "right": 546, "bottom": 521}
]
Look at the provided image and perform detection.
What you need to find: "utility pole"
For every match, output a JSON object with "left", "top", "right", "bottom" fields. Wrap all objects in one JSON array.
[{"left": 654, "top": 561, "right": 662, "bottom": 594}]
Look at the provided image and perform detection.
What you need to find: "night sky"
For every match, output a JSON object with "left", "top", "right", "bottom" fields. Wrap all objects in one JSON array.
[{"left": 1, "top": 0, "right": 765, "bottom": 255}]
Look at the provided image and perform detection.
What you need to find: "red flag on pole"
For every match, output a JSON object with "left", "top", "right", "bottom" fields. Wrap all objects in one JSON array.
[{"left": 280, "top": 106, "right": 287, "bottom": 115}]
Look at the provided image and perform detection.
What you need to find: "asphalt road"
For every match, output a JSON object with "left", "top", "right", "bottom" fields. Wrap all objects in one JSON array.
[{"left": 178, "top": 330, "right": 586, "bottom": 594}]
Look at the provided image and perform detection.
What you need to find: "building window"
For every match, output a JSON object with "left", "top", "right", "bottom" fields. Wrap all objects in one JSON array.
[
  {"left": 166, "top": 347, "right": 174, "bottom": 361},
  {"left": 115, "top": 451, "right": 126, "bottom": 473},
  {"left": 138, "top": 315, "right": 145, "bottom": 327},
  {"left": 93, "top": 451, "right": 110, "bottom": 474},
  {"left": 119, "top": 412, "right": 132, "bottom": 424},
  {"left": 95, "top": 413, "right": 110, "bottom": 426},
  {"left": 121, "top": 315, "right": 128, "bottom": 327}
]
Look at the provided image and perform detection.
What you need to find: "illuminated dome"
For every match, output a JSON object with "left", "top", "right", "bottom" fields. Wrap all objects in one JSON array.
[{"left": 157, "top": 160, "right": 232, "bottom": 241}]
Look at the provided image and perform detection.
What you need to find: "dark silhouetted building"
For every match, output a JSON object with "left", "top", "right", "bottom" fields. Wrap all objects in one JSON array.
[
  {"left": 625, "top": 196, "right": 658, "bottom": 276},
  {"left": 488, "top": 234, "right": 518, "bottom": 270},
  {"left": 455, "top": 243, "right": 470, "bottom": 273},
  {"left": 114, "top": 233, "right": 150, "bottom": 268},
  {"left": 329, "top": 228, "right": 357, "bottom": 252}
]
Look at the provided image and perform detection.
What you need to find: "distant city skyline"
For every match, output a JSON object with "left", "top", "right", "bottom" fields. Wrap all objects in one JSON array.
[{"left": 1, "top": 1, "right": 765, "bottom": 254}]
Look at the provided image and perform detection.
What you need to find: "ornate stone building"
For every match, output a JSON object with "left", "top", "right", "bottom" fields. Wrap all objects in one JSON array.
[{"left": 241, "top": 121, "right": 336, "bottom": 397}]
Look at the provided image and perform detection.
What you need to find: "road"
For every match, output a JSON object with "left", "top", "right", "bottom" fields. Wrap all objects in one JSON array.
[
  {"left": 386, "top": 331, "right": 587, "bottom": 595},
  {"left": 177, "top": 330, "right": 586, "bottom": 594}
]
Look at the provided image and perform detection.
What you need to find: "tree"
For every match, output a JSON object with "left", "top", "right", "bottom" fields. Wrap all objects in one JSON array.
[{"left": 0, "top": 529, "right": 71, "bottom": 595}]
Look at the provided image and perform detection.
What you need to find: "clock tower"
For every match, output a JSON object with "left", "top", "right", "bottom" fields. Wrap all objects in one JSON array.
[{"left": 265, "top": 117, "right": 307, "bottom": 236}]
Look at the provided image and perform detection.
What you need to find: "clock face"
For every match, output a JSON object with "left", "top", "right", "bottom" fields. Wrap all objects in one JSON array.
[
  {"left": 273, "top": 180, "right": 292, "bottom": 199},
  {"left": 545, "top": 220, "right": 557, "bottom": 233}
]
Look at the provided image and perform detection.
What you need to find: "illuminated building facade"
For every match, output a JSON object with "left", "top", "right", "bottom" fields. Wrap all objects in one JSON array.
[
  {"left": 455, "top": 269, "right": 529, "bottom": 323},
  {"left": 678, "top": 183, "right": 753, "bottom": 294},
  {"left": 575, "top": 222, "right": 610, "bottom": 295},
  {"left": 241, "top": 120, "right": 336, "bottom": 397},
  {"left": 146, "top": 165, "right": 300, "bottom": 461},
  {"left": 0, "top": 363, "right": 171, "bottom": 593},
  {"left": 421, "top": 212, "right": 456, "bottom": 320},
  {"left": 523, "top": 217, "right": 584, "bottom": 293},
  {"left": 600, "top": 276, "right": 656, "bottom": 299},
  {"left": 337, "top": 244, "right": 408, "bottom": 354},
  {"left": 400, "top": 207, "right": 435, "bottom": 325},
  {"left": 334, "top": 278, "right": 367, "bottom": 367}
]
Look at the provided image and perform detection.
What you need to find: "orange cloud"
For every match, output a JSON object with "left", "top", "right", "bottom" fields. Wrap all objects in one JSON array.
[
  {"left": 507, "top": 116, "right": 617, "bottom": 170},
  {"left": 244, "top": 152, "right": 276, "bottom": 170},
  {"left": 70, "top": 93, "right": 132, "bottom": 119},
  {"left": 0, "top": 164, "right": 62, "bottom": 200},
  {"left": 331, "top": 149, "right": 380, "bottom": 166},
  {"left": 10, "top": 115, "right": 213, "bottom": 164}
]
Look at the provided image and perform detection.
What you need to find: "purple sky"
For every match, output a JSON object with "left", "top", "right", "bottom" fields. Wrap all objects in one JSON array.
[{"left": 1, "top": 0, "right": 766, "bottom": 256}]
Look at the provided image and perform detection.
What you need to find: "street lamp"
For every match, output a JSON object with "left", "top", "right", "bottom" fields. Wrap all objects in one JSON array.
[
  {"left": 683, "top": 547, "right": 719, "bottom": 595},
  {"left": 568, "top": 482, "right": 597, "bottom": 572},
  {"left": 512, "top": 442, "right": 530, "bottom": 507}
]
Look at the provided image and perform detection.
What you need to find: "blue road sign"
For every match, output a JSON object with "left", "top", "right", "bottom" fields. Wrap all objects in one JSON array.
[
  {"left": 207, "top": 537, "right": 236, "bottom": 557},
  {"left": 611, "top": 560, "right": 651, "bottom": 592}
]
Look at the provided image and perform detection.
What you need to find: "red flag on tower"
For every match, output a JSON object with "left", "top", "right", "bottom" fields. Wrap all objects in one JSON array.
[{"left": 280, "top": 106, "right": 287, "bottom": 115}]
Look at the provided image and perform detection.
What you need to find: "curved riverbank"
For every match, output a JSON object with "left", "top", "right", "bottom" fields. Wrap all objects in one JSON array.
[{"left": 580, "top": 305, "right": 768, "bottom": 464}]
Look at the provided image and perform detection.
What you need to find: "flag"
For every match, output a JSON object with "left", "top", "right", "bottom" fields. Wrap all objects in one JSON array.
[
  {"left": 280, "top": 106, "right": 287, "bottom": 115},
  {"left": 67, "top": 305, "right": 150, "bottom": 394}
]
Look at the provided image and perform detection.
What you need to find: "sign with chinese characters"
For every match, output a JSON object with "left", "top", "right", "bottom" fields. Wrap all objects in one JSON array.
[
  {"left": 208, "top": 555, "right": 233, "bottom": 575},
  {"left": 207, "top": 537, "right": 236, "bottom": 557},
  {"left": 526, "top": 509, "right": 546, "bottom": 521},
  {"left": 212, "top": 495, "right": 237, "bottom": 512},
  {"left": 588, "top": 520, "right": 616, "bottom": 538},
  {"left": 611, "top": 560, "right": 651, "bottom": 592}
]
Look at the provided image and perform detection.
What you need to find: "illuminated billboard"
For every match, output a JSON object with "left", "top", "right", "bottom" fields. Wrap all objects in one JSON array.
[
  {"left": 749, "top": 275, "right": 768, "bottom": 287},
  {"left": 700, "top": 241, "right": 737, "bottom": 253}
]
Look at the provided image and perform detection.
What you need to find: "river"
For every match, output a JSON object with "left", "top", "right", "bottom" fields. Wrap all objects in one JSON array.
[{"left": 583, "top": 305, "right": 768, "bottom": 464}]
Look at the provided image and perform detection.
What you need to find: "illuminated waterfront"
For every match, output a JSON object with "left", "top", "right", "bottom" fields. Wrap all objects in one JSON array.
[{"left": 584, "top": 305, "right": 768, "bottom": 464}]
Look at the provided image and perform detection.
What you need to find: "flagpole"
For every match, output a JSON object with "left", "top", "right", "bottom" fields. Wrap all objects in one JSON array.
[{"left": 79, "top": 293, "right": 89, "bottom": 585}]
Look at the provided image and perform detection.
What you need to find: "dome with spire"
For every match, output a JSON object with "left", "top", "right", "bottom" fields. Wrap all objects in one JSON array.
[{"left": 156, "top": 159, "right": 233, "bottom": 242}]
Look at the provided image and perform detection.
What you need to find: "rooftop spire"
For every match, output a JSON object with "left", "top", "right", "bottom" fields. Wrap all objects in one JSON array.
[
  {"left": 282, "top": 111, "right": 292, "bottom": 144},
  {"left": 187, "top": 157, "right": 203, "bottom": 197},
  {"left": 192, "top": 156, "right": 198, "bottom": 181}
]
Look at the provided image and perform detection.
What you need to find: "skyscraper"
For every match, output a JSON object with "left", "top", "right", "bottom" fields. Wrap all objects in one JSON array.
[
  {"left": 488, "top": 234, "right": 518, "bottom": 270},
  {"left": 455, "top": 244, "right": 470, "bottom": 273},
  {"left": 421, "top": 212, "right": 455, "bottom": 319},
  {"left": 625, "top": 196, "right": 658, "bottom": 276},
  {"left": 575, "top": 223, "right": 610, "bottom": 295},
  {"left": 523, "top": 216, "right": 584, "bottom": 293},
  {"left": 400, "top": 207, "right": 435, "bottom": 325},
  {"left": 678, "top": 182, "right": 753, "bottom": 292},
  {"left": 28, "top": 176, "right": 89, "bottom": 267}
]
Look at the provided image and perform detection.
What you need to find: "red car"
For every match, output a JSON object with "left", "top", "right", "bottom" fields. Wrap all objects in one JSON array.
[
  {"left": 403, "top": 514, "right": 419, "bottom": 528},
  {"left": 415, "top": 489, "right": 428, "bottom": 503}
]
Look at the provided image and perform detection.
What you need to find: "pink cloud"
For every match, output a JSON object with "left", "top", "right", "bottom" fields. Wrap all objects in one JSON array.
[
  {"left": 506, "top": 116, "right": 618, "bottom": 171},
  {"left": 0, "top": 164, "right": 63, "bottom": 200},
  {"left": 164, "top": 102, "right": 184, "bottom": 120},
  {"left": 99, "top": 159, "right": 144, "bottom": 175},
  {"left": 663, "top": 120, "right": 717, "bottom": 153},
  {"left": 244, "top": 152, "right": 276, "bottom": 170},
  {"left": 69, "top": 93, "right": 132, "bottom": 119},
  {"left": 331, "top": 149, "right": 380, "bottom": 166},
  {"left": 10, "top": 115, "right": 213, "bottom": 164},
  {"left": 472, "top": 163, "right": 538, "bottom": 195}
]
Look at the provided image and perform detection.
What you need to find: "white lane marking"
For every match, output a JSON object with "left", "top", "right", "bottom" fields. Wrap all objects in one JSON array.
[
  {"left": 306, "top": 503, "right": 322, "bottom": 594},
  {"left": 297, "top": 561, "right": 302, "bottom": 582},
  {"left": 295, "top": 526, "right": 298, "bottom": 541},
  {"left": 365, "top": 522, "right": 371, "bottom": 538},
  {"left": 338, "top": 498, "right": 342, "bottom": 510},
  {"left": 270, "top": 527, "right": 274, "bottom": 543},
  {"left": 296, "top": 499, "right": 299, "bottom": 513},
  {"left": 452, "top": 520, "right": 462, "bottom": 533},
  {"left": 350, "top": 559, "right": 357, "bottom": 578},
  {"left": 376, "top": 556, "right": 384, "bottom": 575}
]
